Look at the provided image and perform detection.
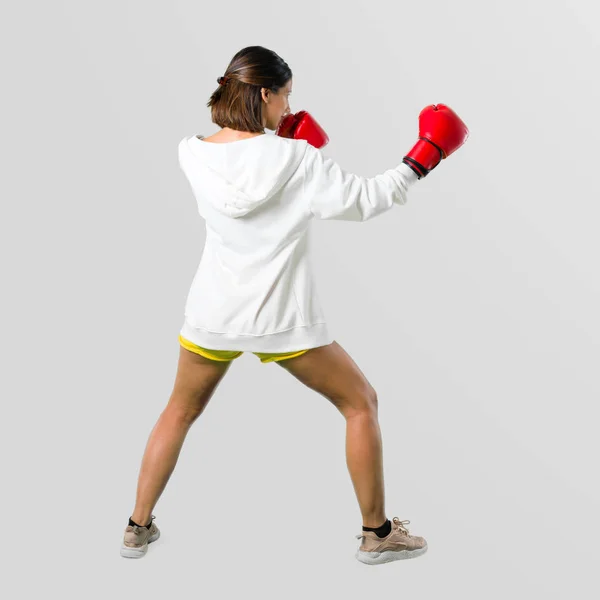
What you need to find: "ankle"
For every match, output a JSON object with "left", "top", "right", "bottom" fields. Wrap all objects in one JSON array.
[
  {"left": 131, "top": 513, "right": 151, "bottom": 527},
  {"left": 362, "top": 515, "right": 387, "bottom": 528}
]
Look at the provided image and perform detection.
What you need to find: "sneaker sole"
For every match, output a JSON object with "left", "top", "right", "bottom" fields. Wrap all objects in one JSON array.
[
  {"left": 356, "top": 543, "right": 428, "bottom": 565},
  {"left": 120, "top": 530, "right": 161, "bottom": 558}
]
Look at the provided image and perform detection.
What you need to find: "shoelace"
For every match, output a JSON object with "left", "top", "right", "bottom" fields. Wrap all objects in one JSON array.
[
  {"left": 392, "top": 517, "right": 411, "bottom": 536},
  {"left": 355, "top": 517, "right": 412, "bottom": 539}
]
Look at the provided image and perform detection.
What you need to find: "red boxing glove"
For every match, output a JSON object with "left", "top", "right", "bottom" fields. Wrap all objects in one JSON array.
[
  {"left": 403, "top": 104, "right": 469, "bottom": 179},
  {"left": 276, "top": 110, "right": 330, "bottom": 149}
]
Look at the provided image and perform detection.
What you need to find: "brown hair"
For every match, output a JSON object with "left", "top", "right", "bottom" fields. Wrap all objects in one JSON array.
[{"left": 207, "top": 46, "right": 293, "bottom": 133}]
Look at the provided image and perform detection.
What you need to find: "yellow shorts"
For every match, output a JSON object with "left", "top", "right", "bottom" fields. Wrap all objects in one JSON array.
[{"left": 178, "top": 334, "right": 309, "bottom": 364}]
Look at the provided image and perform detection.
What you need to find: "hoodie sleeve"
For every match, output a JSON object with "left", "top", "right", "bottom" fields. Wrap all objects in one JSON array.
[{"left": 302, "top": 142, "right": 419, "bottom": 222}]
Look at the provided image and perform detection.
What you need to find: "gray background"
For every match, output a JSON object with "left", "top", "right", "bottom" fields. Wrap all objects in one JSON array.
[{"left": 2, "top": 0, "right": 599, "bottom": 597}]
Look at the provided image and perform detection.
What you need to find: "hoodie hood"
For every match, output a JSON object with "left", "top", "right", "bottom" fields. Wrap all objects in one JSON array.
[{"left": 178, "top": 133, "right": 308, "bottom": 219}]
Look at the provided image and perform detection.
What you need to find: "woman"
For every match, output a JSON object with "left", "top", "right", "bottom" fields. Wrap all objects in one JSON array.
[{"left": 120, "top": 45, "right": 466, "bottom": 564}]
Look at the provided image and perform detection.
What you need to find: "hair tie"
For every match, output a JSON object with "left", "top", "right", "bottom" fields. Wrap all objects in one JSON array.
[{"left": 217, "top": 75, "right": 230, "bottom": 87}]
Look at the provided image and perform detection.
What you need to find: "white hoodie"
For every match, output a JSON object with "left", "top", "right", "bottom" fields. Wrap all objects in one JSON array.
[{"left": 177, "top": 132, "right": 419, "bottom": 353}]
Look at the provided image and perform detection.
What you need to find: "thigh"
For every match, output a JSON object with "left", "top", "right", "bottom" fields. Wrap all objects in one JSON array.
[
  {"left": 276, "top": 341, "right": 377, "bottom": 417},
  {"left": 168, "top": 343, "right": 234, "bottom": 419}
]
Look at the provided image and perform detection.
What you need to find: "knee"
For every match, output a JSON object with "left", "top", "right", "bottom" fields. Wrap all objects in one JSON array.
[
  {"left": 342, "top": 386, "right": 378, "bottom": 418},
  {"left": 366, "top": 387, "right": 378, "bottom": 413},
  {"left": 164, "top": 399, "right": 205, "bottom": 425}
]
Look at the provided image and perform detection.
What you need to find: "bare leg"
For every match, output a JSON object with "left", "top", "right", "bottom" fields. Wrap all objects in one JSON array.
[
  {"left": 130, "top": 404, "right": 195, "bottom": 526},
  {"left": 345, "top": 412, "right": 386, "bottom": 527},
  {"left": 129, "top": 346, "right": 233, "bottom": 524},
  {"left": 277, "top": 341, "right": 387, "bottom": 528}
]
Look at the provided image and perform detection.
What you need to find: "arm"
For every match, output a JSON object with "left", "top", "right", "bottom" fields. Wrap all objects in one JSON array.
[{"left": 302, "top": 143, "right": 419, "bottom": 222}]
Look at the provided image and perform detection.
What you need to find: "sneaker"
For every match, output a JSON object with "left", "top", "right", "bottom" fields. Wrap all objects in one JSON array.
[
  {"left": 120, "top": 515, "right": 160, "bottom": 558},
  {"left": 355, "top": 517, "right": 428, "bottom": 565}
]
